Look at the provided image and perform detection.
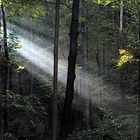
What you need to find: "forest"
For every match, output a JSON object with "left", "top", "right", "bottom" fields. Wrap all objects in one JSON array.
[{"left": 0, "top": 0, "right": 140, "bottom": 140}]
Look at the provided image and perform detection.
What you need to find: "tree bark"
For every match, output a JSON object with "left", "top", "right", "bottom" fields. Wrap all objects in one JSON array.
[
  {"left": 53, "top": 0, "right": 60, "bottom": 140},
  {"left": 1, "top": 4, "right": 8, "bottom": 59},
  {"left": 103, "top": 45, "right": 105, "bottom": 74},
  {"left": 0, "top": 106, "right": 3, "bottom": 140},
  {"left": 1, "top": 3, "right": 9, "bottom": 134},
  {"left": 96, "top": 49, "right": 101, "bottom": 76},
  {"left": 18, "top": 72, "right": 22, "bottom": 94},
  {"left": 119, "top": 0, "right": 125, "bottom": 100},
  {"left": 8, "top": 67, "right": 13, "bottom": 91},
  {"left": 0, "top": 5, "right": 3, "bottom": 140},
  {"left": 138, "top": 59, "right": 140, "bottom": 140},
  {"left": 0, "top": 11, "right": 1, "bottom": 52},
  {"left": 138, "top": 2, "right": 140, "bottom": 139},
  {"left": 59, "top": 0, "right": 80, "bottom": 140},
  {"left": 84, "top": 27, "right": 90, "bottom": 126},
  {"left": 119, "top": 0, "right": 123, "bottom": 33}
]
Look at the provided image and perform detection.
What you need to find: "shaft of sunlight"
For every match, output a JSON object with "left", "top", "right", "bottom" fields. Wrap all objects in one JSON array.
[{"left": 17, "top": 36, "right": 68, "bottom": 84}]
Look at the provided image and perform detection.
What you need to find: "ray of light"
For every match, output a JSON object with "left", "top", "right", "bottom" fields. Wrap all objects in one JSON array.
[
  {"left": 7, "top": 28, "right": 121, "bottom": 104},
  {"left": 17, "top": 36, "right": 68, "bottom": 84}
]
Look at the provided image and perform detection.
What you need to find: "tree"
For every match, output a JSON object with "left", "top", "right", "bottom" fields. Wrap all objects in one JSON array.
[
  {"left": 138, "top": 2, "right": 140, "bottom": 139},
  {"left": 79, "top": 0, "right": 90, "bottom": 126},
  {"left": 0, "top": 88, "right": 3, "bottom": 140},
  {"left": 59, "top": 0, "right": 80, "bottom": 139},
  {"left": 0, "top": 3, "right": 4, "bottom": 139},
  {"left": 119, "top": 0, "right": 125, "bottom": 100},
  {"left": 53, "top": 0, "right": 60, "bottom": 140},
  {"left": 1, "top": 2, "right": 9, "bottom": 134}
]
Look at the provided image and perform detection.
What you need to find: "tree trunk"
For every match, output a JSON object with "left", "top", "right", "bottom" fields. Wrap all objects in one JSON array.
[
  {"left": 59, "top": 0, "right": 80, "bottom": 140},
  {"left": 138, "top": 3, "right": 140, "bottom": 140},
  {"left": 0, "top": 6, "right": 3, "bottom": 139},
  {"left": 8, "top": 67, "right": 13, "bottom": 91},
  {"left": 0, "top": 74, "right": 3, "bottom": 140},
  {"left": 96, "top": 49, "right": 101, "bottom": 76},
  {"left": 1, "top": 4, "right": 8, "bottom": 59},
  {"left": 1, "top": 3, "right": 9, "bottom": 134},
  {"left": 84, "top": 29, "right": 90, "bottom": 126},
  {"left": 119, "top": 0, "right": 123, "bottom": 33},
  {"left": 30, "top": 72, "right": 33, "bottom": 95},
  {"left": 102, "top": 45, "right": 105, "bottom": 74},
  {"left": 138, "top": 59, "right": 140, "bottom": 140},
  {"left": 18, "top": 72, "right": 22, "bottom": 94},
  {"left": 119, "top": 0, "right": 125, "bottom": 100},
  {"left": 0, "top": 106, "right": 3, "bottom": 140},
  {"left": 53, "top": 0, "right": 60, "bottom": 140},
  {"left": 80, "top": 1, "right": 90, "bottom": 126},
  {"left": 0, "top": 11, "right": 1, "bottom": 52}
]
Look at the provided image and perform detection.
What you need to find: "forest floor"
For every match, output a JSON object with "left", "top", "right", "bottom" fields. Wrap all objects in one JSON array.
[{"left": 90, "top": 75, "right": 137, "bottom": 114}]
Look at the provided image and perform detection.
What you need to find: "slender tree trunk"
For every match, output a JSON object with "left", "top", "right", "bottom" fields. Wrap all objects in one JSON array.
[
  {"left": 119, "top": 0, "right": 123, "bottom": 33},
  {"left": 119, "top": 0, "right": 125, "bottom": 100},
  {"left": 0, "top": 74, "right": 3, "bottom": 140},
  {"left": 80, "top": 1, "right": 90, "bottom": 126},
  {"left": 85, "top": 8, "right": 91, "bottom": 127},
  {"left": 0, "top": 104, "right": 3, "bottom": 140},
  {"left": 0, "top": 12, "right": 1, "bottom": 52},
  {"left": 119, "top": 0, "right": 124, "bottom": 49},
  {"left": 138, "top": 59, "right": 140, "bottom": 140},
  {"left": 30, "top": 72, "right": 33, "bottom": 95},
  {"left": 96, "top": 49, "right": 101, "bottom": 76},
  {"left": 1, "top": 3, "right": 9, "bottom": 134},
  {"left": 59, "top": 0, "right": 80, "bottom": 139},
  {"left": 30, "top": 46, "right": 34, "bottom": 95},
  {"left": 84, "top": 26, "right": 90, "bottom": 126},
  {"left": 138, "top": 3, "right": 140, "bottom": 140},
  {"left": 1, "top": 4, "right": 8, "bottom": 59},
  {"left": 0, "top": 6, "right": 3, "bottom": 140},
  {"left": 8, "top": 67, "right": 13, "bottom": 91},
  {"left": 102, "top": 45, "right": 105, "bottom": 74},
  {"left": 53, "top": 0, "right": 60, "bottom": 140},
  {"left": 81, "top": 39, "right": 89, "bottom": 126},
  {"left": 18, "top": 72, "right": 22, "bottom": 94},
  {"left": 0, "top": 12, "right": 1, "bottom": 28}
]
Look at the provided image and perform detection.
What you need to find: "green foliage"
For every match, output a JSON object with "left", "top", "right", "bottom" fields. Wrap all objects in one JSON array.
[
  {"left": 7, "top": 0, "right": 46, "bottom": 20},
  {"left": 1, "top": 90, "right": 46, "bottom": 115},
  {"left": 31, "top": 5, "right": 46, "bottom": 19},
  {"left": 67, "top": 114, "right": 138, "bottom": 140},
  {"left": 98, "top": 114, "right": 137, "bottom": 140},
  {"left": 16, "top": 65, "right": 25, "bottom": 72},
  {"left": 2, "top": 90, "right": 48, "bottom": 139},
  {"left": 117, "top": 49, "right": 134, "bottom": 67},
  {"left": 97, "top": 0, "right": 111, "bottom": 6}
]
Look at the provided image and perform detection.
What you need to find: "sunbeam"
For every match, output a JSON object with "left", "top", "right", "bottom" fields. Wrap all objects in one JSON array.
[{"left": 17, "top": 36, "right": 68, "bottom": 84}]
